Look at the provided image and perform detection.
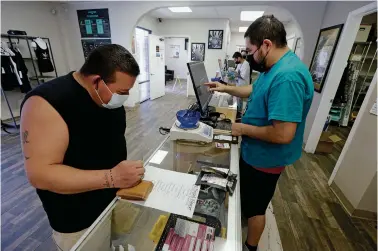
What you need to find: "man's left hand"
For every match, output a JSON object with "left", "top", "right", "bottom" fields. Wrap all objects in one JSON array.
[{"left": 231, "top": 123, "right": 244, "bottom": 136}]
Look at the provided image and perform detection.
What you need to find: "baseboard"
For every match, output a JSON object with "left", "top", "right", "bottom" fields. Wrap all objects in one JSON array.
[
  {"left": 353, "top": 209, "right": 377, "bottom": 220},
  {"left": 330, "top": 182, "right": 355, "bottom": 215},
  {"left": 330, "top": 182, "right": 377, "bottom": 220}
]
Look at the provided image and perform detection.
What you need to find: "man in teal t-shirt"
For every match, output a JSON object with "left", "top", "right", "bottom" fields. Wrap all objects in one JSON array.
[{"left": 206, "top": 15, "right": 314, "bottom": 251}]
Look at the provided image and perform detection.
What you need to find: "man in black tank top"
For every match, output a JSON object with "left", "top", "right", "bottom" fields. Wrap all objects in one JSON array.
[{"left": 20, "top": 44, "right": 145, "bottom": 251}]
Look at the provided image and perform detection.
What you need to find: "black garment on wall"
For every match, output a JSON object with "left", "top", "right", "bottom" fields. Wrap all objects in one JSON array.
[
  {"left": 1, "top": 55, "right": 19, "bottom": 91},
  {"left": 11, "top": 48, "right": 32, "bottom": 93},
  {"left": 34, "top": 42, "right": 54, "bottom": 73}
]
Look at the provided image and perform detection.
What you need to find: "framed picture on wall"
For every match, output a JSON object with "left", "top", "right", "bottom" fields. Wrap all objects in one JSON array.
[
  {"left": 191, "top": 43, "right": 205, "bottom": 61},
  {"left": 309, "top": 24, "right": 343, "bottom": 93},
  {"left": 208, "top": 30, "right": 223, "bottom": 49}
]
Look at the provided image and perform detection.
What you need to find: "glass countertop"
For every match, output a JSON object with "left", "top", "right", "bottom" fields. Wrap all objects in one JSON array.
[{"left": 72, "top": 136, "right": 235, "bottom": 251}]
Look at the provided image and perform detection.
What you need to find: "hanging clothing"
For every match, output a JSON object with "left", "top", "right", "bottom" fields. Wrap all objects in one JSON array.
[
  {"left": 1, "top": 47, "right": 32, "bottom": 93},
  {"left": 11, "top": 48, "right": 32, "bottom": 93},
  {"left": 34, "top": 39, "right": 54, "bottom": 73},
  {"left": 1, "top": 55, "right": 19, "bottom": 91}
]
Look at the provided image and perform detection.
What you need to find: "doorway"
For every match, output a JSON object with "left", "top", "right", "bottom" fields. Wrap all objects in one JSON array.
[
  {"left": 135, "top": 26, "right": 151, "bottom": 103},
  {"left": 164, "top": 37, "right": 189, "bottom": 94},
  {"left": 316, "top": 12, "right": 377, "bottom": 174}
]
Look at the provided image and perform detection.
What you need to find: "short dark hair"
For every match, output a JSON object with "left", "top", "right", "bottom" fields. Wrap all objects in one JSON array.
[
  {"left": 80, "top": 44, "right": 140, "bottom": 82},
  {"left": 244, "top": 15, "right": 287, "bottom": 48},
  {"left": 232, "top": 52, "right": 242, "bottom": 59}
]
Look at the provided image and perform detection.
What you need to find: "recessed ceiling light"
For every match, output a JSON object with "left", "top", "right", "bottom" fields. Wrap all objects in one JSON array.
[
  {"left": 240, "top": 11, "right": 264, "bottom": 21},
  {"left": 239, "top": 27, "right": 248, "bottom": 32},
  {"left": 168, "top": 7, "right": 192, "bottom": 13}
]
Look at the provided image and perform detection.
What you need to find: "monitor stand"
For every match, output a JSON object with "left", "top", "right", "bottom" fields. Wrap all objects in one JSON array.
[{"left": 199, "top": 106, "right": 216, "bottom": 120}]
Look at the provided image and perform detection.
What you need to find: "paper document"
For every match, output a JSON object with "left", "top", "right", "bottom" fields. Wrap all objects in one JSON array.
[{"left": 127, "top": 166, "right": 200, "bottom": 218}]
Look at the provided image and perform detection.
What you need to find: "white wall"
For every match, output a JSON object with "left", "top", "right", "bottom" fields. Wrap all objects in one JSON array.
[
  {"left": 303, "top": 1, "right": 373, "bottom": 144},
  {"left": 228, "top": 32, "right": 245, "bottom": 57},
  {"left": 54, "top": 1, "right": 332, "bottom": 105},
  {"left": 1, "top": 1, "right": 70, "bottom": 119},
  {"left": 358, "top": 173, "right": 377, "bottom": 213},
  {"left": 157, "top": 18, "right": 229, "bottom": 96},
  {"left": 137, "top": 15, "right": 160, "bottom": 35},
  {"left": 164, "top": 37, "right": 188, "bottom": 79},
  {"left": 1, "top": 1, "right": 69, "bottom": 75},
  {"left": 158, "top": 18, "right": 228, "bottom": 77},
  {"left": 332, "top": 77, "right": 377, "bottom": 212}
]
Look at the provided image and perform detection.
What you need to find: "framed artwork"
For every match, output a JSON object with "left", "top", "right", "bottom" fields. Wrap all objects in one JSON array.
[
  {"left": 309, "top": 24, "right": 343, "bottom": 93},
  {"left": 191, "top": 43, "right": 205, "bottom": 61},
  {"left": 208, "top": 30, "right": 223, "bottom": 49}
]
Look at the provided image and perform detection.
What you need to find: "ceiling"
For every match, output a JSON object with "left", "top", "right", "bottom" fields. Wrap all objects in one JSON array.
[{"left": 148, "top": 6, "right": 294, "bottom": 33}]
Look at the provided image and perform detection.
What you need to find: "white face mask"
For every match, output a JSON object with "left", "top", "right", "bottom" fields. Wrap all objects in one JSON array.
[{"left": 95, "top": 82, "right": 129, "bottom": 109}]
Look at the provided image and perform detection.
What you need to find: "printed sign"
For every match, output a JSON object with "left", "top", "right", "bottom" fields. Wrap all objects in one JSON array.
[{"left": 77, "top": 9, "right": 111, "bottom": 38}]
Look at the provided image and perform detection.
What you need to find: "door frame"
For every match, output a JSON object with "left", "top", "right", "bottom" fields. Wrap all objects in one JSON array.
[
  {"left": 148, "top": 34, "right": 166, "bottom": 100},
  {"left": 135, "top": 26, "right": 152, "bottom": 103},
  {"left": 304, "top": 2, "right": 377, "bottom": 154},
  {"left": 160, "top": 34, "right": 192, "bottom": 97}
]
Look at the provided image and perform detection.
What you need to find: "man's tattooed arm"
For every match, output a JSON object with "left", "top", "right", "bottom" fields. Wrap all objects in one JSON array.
[
  {"left": 103, "top": 171, "right": 110, "bottom": 188},
  {"left": 22, "top": 130, "right": 31, "bottom": 160}
]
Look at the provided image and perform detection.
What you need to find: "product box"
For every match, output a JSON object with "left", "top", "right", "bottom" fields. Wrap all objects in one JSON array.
[
  {"left": 315, "top": 132, "right": 340, "bottom": 154},
  {"left": 156, "top": 215, "right": 216, "bottom": 251}
]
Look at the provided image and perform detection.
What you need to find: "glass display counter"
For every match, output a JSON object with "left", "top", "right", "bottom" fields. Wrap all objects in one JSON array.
[{"left": 71, "top": 101, "right": 242, "bottom": 251}]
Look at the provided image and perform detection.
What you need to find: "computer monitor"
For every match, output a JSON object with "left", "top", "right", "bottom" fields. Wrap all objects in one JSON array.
[
  {"left": 227, "top": 60, "right": 236, "bottom": 69},
  {"left": 187, "top": 62, "right": 212, "bottom": 115}
]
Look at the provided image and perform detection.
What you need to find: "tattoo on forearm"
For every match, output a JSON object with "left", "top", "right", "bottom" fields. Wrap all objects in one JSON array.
[
  {"left": 25, "top": 156, "right": 30, "bottom": 160},
  {"left": 22, "top": 130, "right": 29, "bottom": 144},
  {"left": 103, "top": 171, "right": 110, "bottom": 188},
  {"left": 109, "top": 170, "right": 115, "bottom": 188}
]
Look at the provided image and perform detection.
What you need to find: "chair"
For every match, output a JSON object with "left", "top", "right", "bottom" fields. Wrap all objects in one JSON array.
[{"left": 165, "top": 66, "right": 174, "bottom": 83}]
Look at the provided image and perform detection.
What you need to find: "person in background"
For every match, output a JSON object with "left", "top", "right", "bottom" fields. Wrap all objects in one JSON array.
[
  {"left": 206, "top": 15, "right": 314, "bottom": 251},
  {"left": 241, "top": 49, "right": 254, "bottom": 85},
  {"left": 20, "top": 44, "right": 145, "bottom": 251},
  {"left": 232, "top": 51, "right": 251, "bottom": 115},
  {"left": 241, "top": 49, "right": 248, "bottom": 59}
]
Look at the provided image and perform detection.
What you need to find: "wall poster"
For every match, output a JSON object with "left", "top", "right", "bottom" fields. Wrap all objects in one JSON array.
[
  {"left": 77, "top": 9, "right": 111, "bottom": 38},
  {"left": 170, "top": 45, "right": 180, "bottom": 58},
  {"left": 309, "top": 24, "right": 343, "bottom": 93},
  {"left": 191, "top": 43, "right": 205, "bottom": 61},
  {"left": 81, "top": 39, "right": 112, "bottom": 59},
  {"left": 208, "top": 30, "right": 223, "bottom": 49}
]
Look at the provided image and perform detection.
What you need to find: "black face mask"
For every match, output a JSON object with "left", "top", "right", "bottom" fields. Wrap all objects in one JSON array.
[{"left": 247, "top": 46, "right": 269, "bottom": 72}]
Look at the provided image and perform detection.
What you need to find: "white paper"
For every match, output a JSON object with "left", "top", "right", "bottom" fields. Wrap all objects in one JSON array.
[
  {"left": 127, "top": 166, "right": 200, "bottom": 218},
  {"left": 370, "top": 99, "right": 377, "bottom": 116},
  {"left": 149, "top": 150, "right": 168, "bottom": 164}
]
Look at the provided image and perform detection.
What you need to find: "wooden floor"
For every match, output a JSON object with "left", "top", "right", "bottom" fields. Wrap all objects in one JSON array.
[
  {"left": 1, "top": 82, "right": 376, "bottom": 251},
  {"left": 272, "top": 124, "right": 377, "bottom": 251}
]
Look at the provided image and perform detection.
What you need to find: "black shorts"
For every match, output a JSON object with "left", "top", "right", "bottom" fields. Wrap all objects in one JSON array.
[{"left": 239, "top": 157, "right": 281, "bottom": 218}]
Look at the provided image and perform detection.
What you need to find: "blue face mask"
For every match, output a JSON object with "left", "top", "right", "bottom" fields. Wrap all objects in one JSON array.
[{"left": 95, "top": 82, "right": 129, "bottom": 109}]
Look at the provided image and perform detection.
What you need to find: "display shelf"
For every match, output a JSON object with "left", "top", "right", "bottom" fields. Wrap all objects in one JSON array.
[{"left": 30, "top": 75, "right": 55, "bottom": 81}]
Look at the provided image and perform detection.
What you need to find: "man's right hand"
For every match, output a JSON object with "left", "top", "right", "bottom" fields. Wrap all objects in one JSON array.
[
  {"left": 112, "top": 160, "right": 145, "bottom": 188},
  {"left": 204, "top": 82, "right": 227, "bottom": 93}
]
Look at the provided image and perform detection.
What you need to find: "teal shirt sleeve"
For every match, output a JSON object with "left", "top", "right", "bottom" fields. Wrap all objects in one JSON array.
[{"left": 268, "top": 80, "right": 304, "bottom": 123}]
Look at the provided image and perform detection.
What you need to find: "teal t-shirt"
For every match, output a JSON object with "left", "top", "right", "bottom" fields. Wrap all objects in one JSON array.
[{"left": 241, "top": 50, "right": 314, "bottom": 168}]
